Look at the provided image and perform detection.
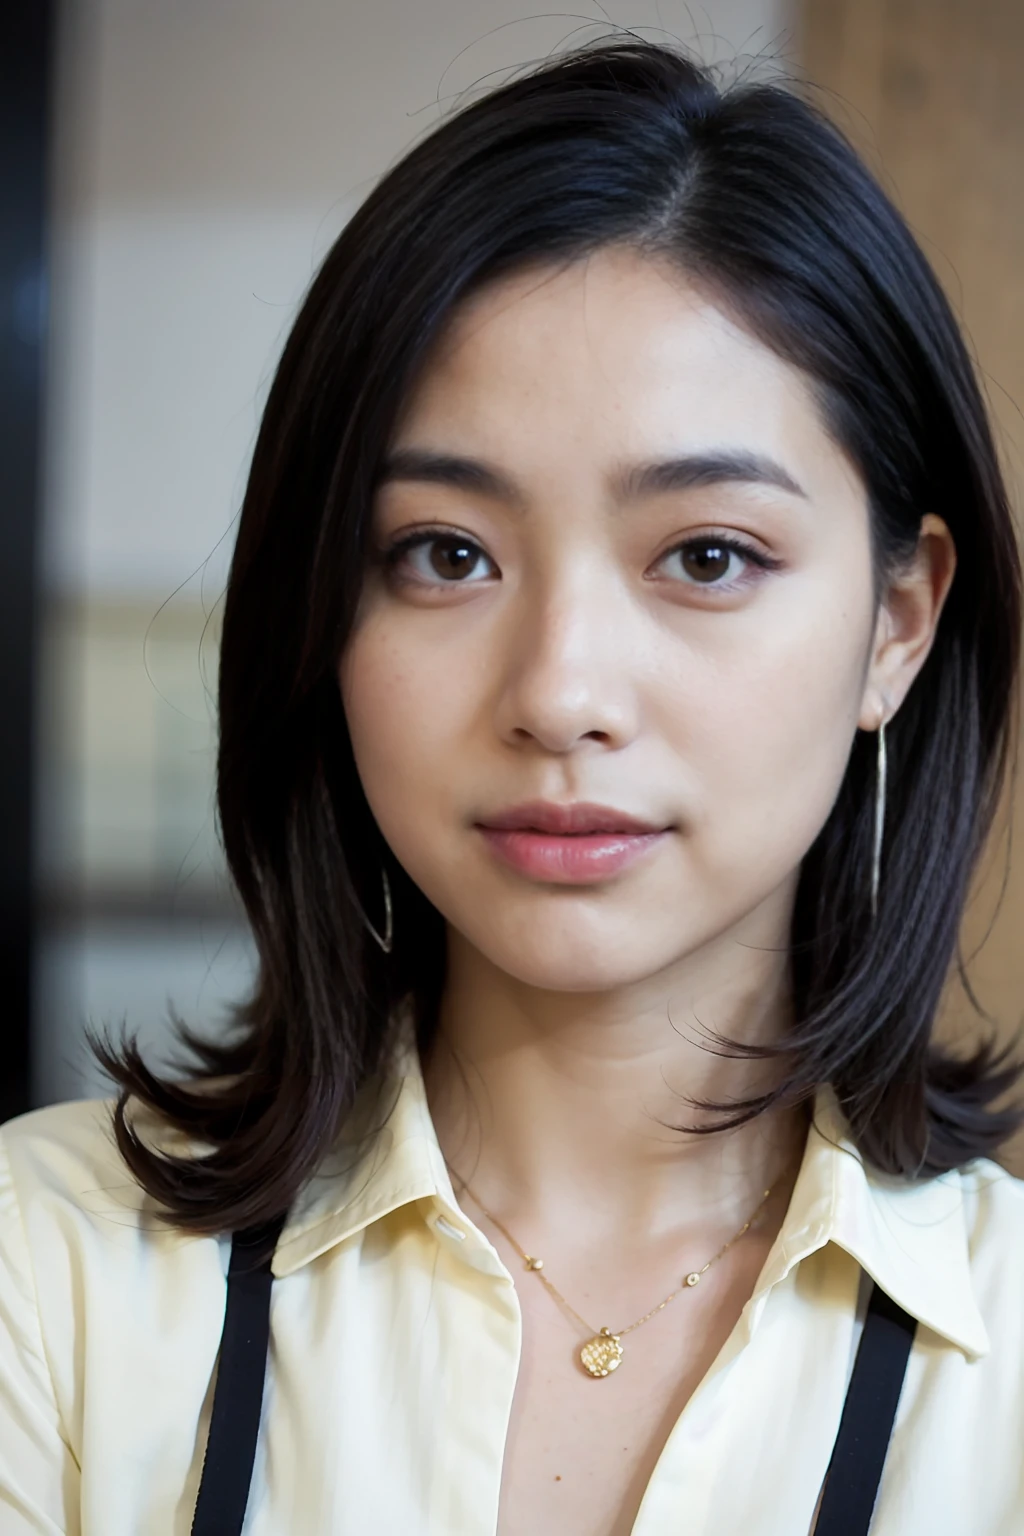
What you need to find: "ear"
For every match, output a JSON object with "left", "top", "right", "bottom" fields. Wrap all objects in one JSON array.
[{"left": 858, "top": 514, "right": 958, "bottom": 730}]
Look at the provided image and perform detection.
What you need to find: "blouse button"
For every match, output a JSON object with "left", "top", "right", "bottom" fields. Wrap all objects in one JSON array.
[{"left": 435, "top": 1214, "right": 467, "bottom": 1242}]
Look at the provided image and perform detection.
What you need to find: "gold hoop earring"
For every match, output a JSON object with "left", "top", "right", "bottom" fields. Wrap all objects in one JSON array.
[
  {"left": 359, "top": 866, "right": 393, "bottom": 953},
  {"left": 870, "top": 719, "right": 887, "bottom": 921}
]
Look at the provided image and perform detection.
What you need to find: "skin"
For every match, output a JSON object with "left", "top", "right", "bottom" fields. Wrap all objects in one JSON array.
[{"left": 338, "top": 244, "right": 956, "bottom": 1536}]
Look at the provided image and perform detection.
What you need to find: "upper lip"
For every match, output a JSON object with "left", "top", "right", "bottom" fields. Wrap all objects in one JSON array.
[{"left": 477, "top": 800, "right": 668, "bottom": 835}]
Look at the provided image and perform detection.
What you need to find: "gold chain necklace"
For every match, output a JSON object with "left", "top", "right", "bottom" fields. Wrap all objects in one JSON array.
[{"left": 457, "top": 1180, "right": 774, "bottom": 1379}]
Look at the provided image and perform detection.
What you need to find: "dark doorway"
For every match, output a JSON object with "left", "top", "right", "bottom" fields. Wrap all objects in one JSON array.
[{"left": 1, "top": 5, "right": 53, "bottom": 1120}]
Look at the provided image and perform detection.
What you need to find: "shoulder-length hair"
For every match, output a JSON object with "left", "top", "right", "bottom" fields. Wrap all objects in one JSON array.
[{"left": 96, "top": 38, "right": 1023, "bottom": 1233}]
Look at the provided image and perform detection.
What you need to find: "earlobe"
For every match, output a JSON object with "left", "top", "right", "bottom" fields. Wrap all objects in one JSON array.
[{"left": 858, "top": 689, "right": 893, "bottom": 735}]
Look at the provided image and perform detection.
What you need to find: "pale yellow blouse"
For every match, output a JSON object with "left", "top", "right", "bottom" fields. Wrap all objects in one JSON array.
[{"left": 2, "top": 1033, "right": 1024, "bottom": 1534}]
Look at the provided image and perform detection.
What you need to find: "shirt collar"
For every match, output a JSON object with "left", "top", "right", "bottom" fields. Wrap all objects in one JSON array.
[
  {"left": 272, "top": 1017, "right": 461, "bottom": 1277},
  {"left": 272, "top": 1024, "right": 989, "bottom": 1359},
  {"left": 752, "top": 1083, "right": 989, "bottom": 1358}
]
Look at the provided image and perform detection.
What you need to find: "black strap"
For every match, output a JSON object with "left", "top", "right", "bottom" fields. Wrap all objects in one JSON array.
[
  {"left": 190, "top": 1213, "right": 287, "bottom": 1536},
  {"left": 814, "top": 1280, "right": 918, "bottom": 1536}
]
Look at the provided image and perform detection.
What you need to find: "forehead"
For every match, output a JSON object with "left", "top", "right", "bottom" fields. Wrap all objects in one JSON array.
[{"left": 392, "top": 246, "right": 831, "bottom": 470}]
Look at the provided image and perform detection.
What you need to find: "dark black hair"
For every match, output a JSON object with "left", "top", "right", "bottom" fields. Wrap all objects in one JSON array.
[{"left": 95, "top": 37, "right": 1023, "bottom": 1233}]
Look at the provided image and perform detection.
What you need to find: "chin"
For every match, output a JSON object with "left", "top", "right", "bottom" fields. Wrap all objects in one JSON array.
[{"left": 473, "top": 929, "right": 684, "bottom": 993}]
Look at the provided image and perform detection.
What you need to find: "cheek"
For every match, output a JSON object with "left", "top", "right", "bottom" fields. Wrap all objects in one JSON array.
[
  {"left": 676, "top": 593, "right": 871, "bottom": 899},
  {"left": 338, "top": 619, "right": 474, "bottom": 871}
]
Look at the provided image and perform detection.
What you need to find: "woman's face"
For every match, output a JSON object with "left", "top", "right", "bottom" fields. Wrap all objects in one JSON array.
[{"left": 339, "top": 246, "right": 944, "bottom": 992}]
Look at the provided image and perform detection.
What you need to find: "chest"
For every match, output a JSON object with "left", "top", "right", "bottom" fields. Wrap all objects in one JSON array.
[{"left": 494, "top": 1239, "right": 779, "bottom": 1536}]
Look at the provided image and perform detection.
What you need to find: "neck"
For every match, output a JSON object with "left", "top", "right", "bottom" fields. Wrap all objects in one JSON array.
[{"left": 422, "top": 898, "right": 810, "bottom": 1246}]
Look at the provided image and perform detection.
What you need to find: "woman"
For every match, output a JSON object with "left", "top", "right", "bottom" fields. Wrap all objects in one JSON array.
[{"left": 2, "top": 36, "right": 1023, "bottom": 1536}]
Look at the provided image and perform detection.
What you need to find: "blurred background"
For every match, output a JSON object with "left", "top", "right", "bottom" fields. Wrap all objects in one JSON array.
[{"left": 3, "top": 2, "right": 1023, "bottom": 1162}]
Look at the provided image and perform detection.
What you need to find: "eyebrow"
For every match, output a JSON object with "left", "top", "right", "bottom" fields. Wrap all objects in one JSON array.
[{"left": 376, "top": 447, "right": 808, "bottom": 505}]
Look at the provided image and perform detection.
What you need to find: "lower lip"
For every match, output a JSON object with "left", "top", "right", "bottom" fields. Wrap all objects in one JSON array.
[{"left": 476, "top": 826, "right": 669, "bottom": 883}]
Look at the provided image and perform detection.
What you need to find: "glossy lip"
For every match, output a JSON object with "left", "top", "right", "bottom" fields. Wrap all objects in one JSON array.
[
  {"left": 475, "top": 801, "right": 672, "bottom": 884},
  {"left": 476, "top": 799, "right": 669, "bottom": 835}
]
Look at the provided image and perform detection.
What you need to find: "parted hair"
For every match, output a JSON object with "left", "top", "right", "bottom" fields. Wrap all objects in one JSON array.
[{"left": 94, "top": 37, "right": 1023, "bottom": 1233}]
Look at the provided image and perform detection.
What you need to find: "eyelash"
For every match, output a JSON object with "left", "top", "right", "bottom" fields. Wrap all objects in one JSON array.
[{"left": 380, "top": 524, "right": 782, "bottom": 591}]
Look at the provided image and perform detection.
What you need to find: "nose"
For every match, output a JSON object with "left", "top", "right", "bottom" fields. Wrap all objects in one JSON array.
[{"left": 492, "top": 566, "right": 643, "bottom": 755}]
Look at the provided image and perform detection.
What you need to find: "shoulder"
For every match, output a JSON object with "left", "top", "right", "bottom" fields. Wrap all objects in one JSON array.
[
  {"left": 1, "top": 1099, "right": 229, "bottom": 1411},
  {"left": 0, "top": 1097, "right": 129, "bottom": 1224},
  {"left": 0, "top": 1096, "right": 223, "bottom": 1309},
  {"left": 958, "top": 1154, "right": 1024, "bottom": 1265},
  {"left": 0, "top": 1098, "right": 160, "bottom": 1300},
  {"left": 0, "top": 1095, "right": 166, "bottom": 1230},
  {"left": 0, "top": 1100, "right": 238, "bottom": 1495},
  {"left": 0, "top": 1085, "right": 229, "bottom": 1226}
]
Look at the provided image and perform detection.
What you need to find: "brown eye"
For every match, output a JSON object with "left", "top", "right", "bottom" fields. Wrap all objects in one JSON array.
[
  {"left": 428, "top": 537, "right": 483, "bottom": 581},
  {"left": 383, "top": 530, "right": 496, "bottom": 586},
  {"left": 680, "top": 542, "right": 733, "bottom": 583},
  {"left": 657, "top": 533, "right": 777, "bottom": 590}
]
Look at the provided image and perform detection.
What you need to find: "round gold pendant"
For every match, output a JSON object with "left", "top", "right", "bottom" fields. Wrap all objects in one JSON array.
[{"left": 579, "top": 1327, "right": 624, "bottom": 1378}]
